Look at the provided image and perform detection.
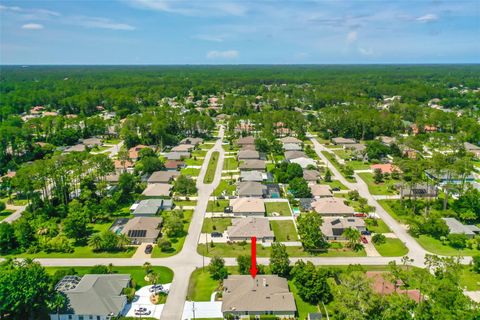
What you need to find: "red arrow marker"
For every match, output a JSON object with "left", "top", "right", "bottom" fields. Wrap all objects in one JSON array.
[{"left": 250, "top": 236, "right": 257, "bottom": 278}]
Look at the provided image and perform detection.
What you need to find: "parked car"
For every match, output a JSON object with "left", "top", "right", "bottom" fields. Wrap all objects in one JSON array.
[
  {"left": 354, "top": 212, "right": 367, "bottom": 217},
  {"left": 134, "top": 308, "right": 151, "bottom": 316},
  {"left": 361, "top": 230, "right": 371, "bottom": 236},
  {"left": 332, "top": 187, "right": 340, "bottom": 191},
  {"left": 361, "top": 236, "right": 368, "bottom": 244},
  {"left": 211, "top": 232, "right": 223, "bottom": 238},
  {"left": 149, "top": 284, "right": 164, "bottom": 293},
  {"left": 224, "top": 206, "right": 233, "bottom": 213},
  {"left": 144, "top": 244, "right": 153, "bottom": 254}
]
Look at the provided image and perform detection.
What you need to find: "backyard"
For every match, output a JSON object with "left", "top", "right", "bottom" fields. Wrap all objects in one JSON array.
[
  {"left": 265, "top": 201, "right": 292, "bottom": 216},
  {"left": 270, "top": 220, "right": 298, "bottom": 241}
]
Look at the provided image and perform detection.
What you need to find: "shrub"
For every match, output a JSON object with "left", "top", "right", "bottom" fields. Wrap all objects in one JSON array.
[
  {"left": 0, "top": 201, "right": 6, "bottom": 212},
  {"left": 90, "top": 265, "right": 109, "bottom": 274},
  {"left": 472, "top": 256, "right": 480, "bottom": 273},
  {"left": 448, "top": 233, "right": 468, "bottom": 249},
  {"left": 157, "top": 238, "right": 172, "bottom": 252},
  {"left": 372, "top": 233, "right": 386, "bottom": 245}
]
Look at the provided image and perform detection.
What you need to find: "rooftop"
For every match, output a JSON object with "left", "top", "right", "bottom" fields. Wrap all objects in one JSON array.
[
  {"left": 226, "top": 217, "right": 274, "bottom": 240},
  {"left": 230, "top": 198, "right": 265, "bottom": 213},
  {"left": 312, "top": 197, "right": 354, "bottom": 215}
]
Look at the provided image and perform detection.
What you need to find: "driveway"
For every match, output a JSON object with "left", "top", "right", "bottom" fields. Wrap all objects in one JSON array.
[{"left": 122, "top": 283, "right": 171, "bottom": 318}]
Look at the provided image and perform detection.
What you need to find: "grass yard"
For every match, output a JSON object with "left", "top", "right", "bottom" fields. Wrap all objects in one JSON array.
[
  {"left": 348, "top": 160, "right": 371, "bottom": 170},
  {"left": 45, "top": 266, "right": 174, "bottom": 288},
  {"left": 289, "top": 280, "right": 320, "bottom": 319},
  {"left": 0, "top": 209, "right": 14, "bottom": 221},
  {"left": 265, "top": 201, "right": 292, "bottom": 216},
  {"left": 332, "top": 149, "right": 351, "bottom": 160},
  {"left": 222, "top": 144, "right": 239, "bottom": 152},
  {"left": 174, "top": 200, "right": 197, "bottom": 208},
  {"left": 415, "top": 235, "right": 480, "bottom": 256},
  {"left": 184, "top": 158, "right": 204, "bottom": 166},
  {"left": 198, "top": 243, "right": 366, "bottom": 258},
  {"left": 199, "top": 143, "right": 215, "bottom": 150},
  {"left": 222, "top": 157, "right": 239, "bottom": 170},
  {"left": 377, "top": 200, "right": 411, "bottom": 224},
  {"left": 373, "top": 238, "right": 409, "bottom": 257},
  {"left": 357, "top": 172, "right": 397, "bottom": 195},
  {"left": 7, "top": 245, "right": 136, "bottom": 259},
  {"left": 270, "top": 220, "right": 298, "bottom": 241},
  {"left": 213, "top": 179, "right": 236, "bottom": 197},
  {"left": 365, "top": 218, "right": 391, "bottom": 233},
  {"left": 324, "top": 179, "right": 348, "bottom": 190},
  {"left": 266, "top": 163, "right": 276, "bottom": 172},
  {"left": 104, "top": 138, "right": 122, "bottom": 144},
  {"left": 202, "top": 218, "right": 232, "bottom": 233},
  {"left": 181, "top": 168, "right": 201, "bottom": 176},
  {"left": 192, "top": 149, "right": 208, "bottom": 158},
  {"left": 207, "top": 199, "right": 229, "bottom": 212},
  {"left": 204, "top": 151, "right": 219, "bottom": 183},
  {"left": 187, "top": 266, "right": 238, "bottom": 301},
  {"left": 459, "top": 266, "right": 480, "bottom": 291},
  {"left": 320, "top": 151, "right": 356, "bottom": 182},
  {"left": 151, "top": 210, "right": 193, "bottom": 258}
]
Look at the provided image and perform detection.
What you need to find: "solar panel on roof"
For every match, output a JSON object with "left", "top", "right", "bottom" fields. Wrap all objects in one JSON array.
[{"left": 128, "top": 229, "right": 147, "bottom": 237}]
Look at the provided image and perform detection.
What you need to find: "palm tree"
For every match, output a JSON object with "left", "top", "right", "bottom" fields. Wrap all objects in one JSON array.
[
  {"left": 117, "top": 233, "right": 131, "bottom": 249},
  {"left": 342, "top": 227, "right": 361, "bottom": 249},
  {"left": 143, "top": 262, "right": 152, "bottom": 275},
  {"left": 88, "top": 233, "right": 103, "bottom": 251}
]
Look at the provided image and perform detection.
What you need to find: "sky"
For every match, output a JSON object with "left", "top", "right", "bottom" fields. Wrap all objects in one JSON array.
[{"left": 1, "top": 0, "right": 479, "bottom": 64}]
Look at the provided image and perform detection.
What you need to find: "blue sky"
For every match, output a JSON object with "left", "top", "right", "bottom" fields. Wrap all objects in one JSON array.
[{"left": 1, "top": 0, "right": 479, "bottom": 64}]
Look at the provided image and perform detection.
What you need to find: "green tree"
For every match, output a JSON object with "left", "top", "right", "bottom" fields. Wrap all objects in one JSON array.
[
  {"left": 372, "top": 233, "right": 386, "bottom": 245},
  {"left": 373, "top": 168, "right": 383, "bottom": 184},
  {"left": 324, "top": 168, "right": 332, "bottom": 182},
  {"left": 0, "top": 223, "right": 16, "bottom": 254},
  {"left": 174, "top": 175, "right": 197, "bottom": 196},
  {"left": 342, "top": 227, "right": 361, "bottom": 249},
  {"left": 63, "top": 200, "right": 90, "bottom": 243},
  {"left": 236, "top": 255, "right": 251, "bottom": 275},
  {"left": 289, "top": 177, "right": 312, "bottom": 198},
  {"left": 208, "top": 256, "right": 228, "bottom": 280},
  {"left": 291, "top": 260, "right": 332, "bottom": 304},
  {"left": 297, "top": 212, "right": 328, "bottom": 251},
  {"left": 269, "top": 242, "right": 291, "bottom": 278}
]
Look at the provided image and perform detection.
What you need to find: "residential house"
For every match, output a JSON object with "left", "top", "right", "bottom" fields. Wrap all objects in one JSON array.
[
  {"left": 290, "top": 157, "right": 316, "bottom": 169},
  {"left": 142, "top": 183, "right": 172, "bottom": 197},
  {"left": 331, "top": 137, "right": 356, "bottom": 145},
  {"left": 236, "top": 136, "right": 255, "bottom": 146},
  {"left": 180, "top": 137, "right": 203, "bottom": 145},
  {"left": 377, "top": 136, "right": 396, "bottom": 146},
  {"left": 464, "top": 142, "right": 480, "bottom": 158},
  {"left": 239, "top": 160, "right": 266, "bottom": 172},
  {"left": 132, "top": 199, "right": 164, "bottom": 216},
  {"left": 164, "top": 160, "right": 185, "bottom": 171},
  {"left": 82, "top": 137, "right": 102, "bottom": 147},
  {"left": 303, "top": 169, "right": 320, "bottom": 182},
  {"left": 128, "top": 145, "right": 149, "bottom": 161},
  {"left": 397, "top": 183, "right": 437, "bottom": 199},
  {"left": 121, "top": 217, "right": 163, "bottom": 244},
  {"left": 172, "top": 144, "right": 195, "bottom": 152},
  {"left": 366, "top": 272, "right": 422, "bottom": 303},
  {"left": 226, "top": 217, "right": 275, "bottom": 242},
  {"left": 284, "top": 150, "right": 307, "bottom": 161},
  {"left": 320, "top": 217, "right": 366, "bottom": 240},
  {"left": 442, "top": 218, "right": 480, "bottom": 239},
  {"left": 105, "top": 174, "right": 121, "bottom": 184},
  {"left": 240, "top": 170, "right": 264, "bottom": 182},
  {"left": 312, "top": 198, "right": 355, "bottom": 216},
  {"left": 283, "top": 143, "right": 302, "bottom": 151},
  {"left": 230, "top": 198, "right": 266, "bottom": 217},
  {"left": 238, "top": 150, "right": 260, "bottom": 160},
  {"left": 237, "top": 181, "right": 267, "bottom": 198},
  {"left": 279, "top": 136, "right": 302, "bottom": 144},
  {"left": 114, "top": 159, "right": 134, "bottom": 173},
  {"left": 50, "top": 274, "right": 131, "bottom": 320},
  {"left": 310, "top": 184, "right": 333, "bottom": 198},
  {"left": 164, "top": 151, "right": 190, "bottom": 160},
  {"left": 222, "top": 275, "right": 297, "bottom": 319},
  {"left": 240, "top": 144, "right": 257, "bottom": 151},
  {"left": 148, "top": 170, "right": 180, "bottom": 183},
  {"left": 64, "top": 144, "right": 86, "bottom": 153},
  {"left": 371, "top": 164, "right": 401, "bottom": 174}
]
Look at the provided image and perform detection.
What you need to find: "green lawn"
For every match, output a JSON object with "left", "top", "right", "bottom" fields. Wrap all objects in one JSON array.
[
  {"left": 181, "top": 168, "right": 201, "bottom": 176},
  {"left": 223, "top": 157, "right": 239, "bottom": 170},
  {"left": 151, "top": 210, "right": 193, "bottom": 258},
  {"left": 202, "top": 218, "right": 232, "bottom": 233},
  {"left": 104, "top": 138, "right": 122, "bottom": 144},
  {"left": 0, "top": 209, "right": 14, "bottom": 221},
  {"left": 416, "top": 235, "right": 480, "bottom": 256},
  {"left": 289, "top": 280, "right": 320, "bottom": 319},
  {"left": 184, "top": 158, "right": 204, "bottom": 166},
  {"left": 207, "top": 200, "right": 229, "bottom": 212},
  {"left": 459, "top": 266, "right": 480, "bottom": 291},
  {"left": 187, "top": 266, "right": 238, "bottom": 301},
  {"left": 324, "top": 180, "right": 348, "bottom": 190},
  {"left": 204, "top": 151, "right": 219, "bottom": 184},
  {"left": 213, "top": 179, "right": 236, "bottom": 197},
  {"left": 348, "top": 160, "right": 371, "bottom": 170},
  {"left": 357, "top": 172, "right": 397, "bottom": 195},
  {"left": 199, "top": 143, "right": 215, "bottom": 150},
  {"left": 192, "top": 149, "right": 208, "bottom": 158},
  {"left": 365, "top": 218, "right": 391, "bottom": 233},
  {"left": 7, "top": 245, "right": 136, "bottom": 259},
  {"left": 321, "top": 151, "right": 355, "bottom": 182},
  {"left": 373, "top": 238, "right": 409, "bottom": 257},
  {"left": 198, "top": 243, "right": 366, "bottom": 258},
  {"left": 45, "top": 266, "right": 174, "bottom": 288},
  {"left": 174, "top": 200, "right": 197, "bottom": 207},
  {"left": 265, "top": 201, "right": 291, "bottom": 216},
  {"left": 377, "top": 200, "right": 411, "bottom": 224},
  {"left": 270, "top": 220, "right": 298, "bottom": 241},
  {"left": 332, "top": 149, "right": 351, "bottom": 160}
]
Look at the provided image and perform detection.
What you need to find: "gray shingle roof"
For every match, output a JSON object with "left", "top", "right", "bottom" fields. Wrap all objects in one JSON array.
[
  {"left": 237, "top": 181, "right": 267, "bottom": 197},
  {"left": 226, "top": 217, "right": 274, "bottom": 240}
]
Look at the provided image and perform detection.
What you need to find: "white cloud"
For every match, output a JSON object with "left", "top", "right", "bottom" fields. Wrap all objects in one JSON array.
[
  {"left": 346, "top": 31, "right": 357, "bottom": 43},
  {"left": 0, "top": 5, "right": 60, "bottom": 18},
  {"left": 206, "top": 50, "right": 239, "bottom": 59},
  {"left": 416, "top": 14, "right": 439, "bottom": 23},
  {"left": 70, "top": 17, "right": 135, "bottom": 30},
  {"left": 194, "top": 34, "right": 224, "bottom": 42},
  {"left": 21, "top": 23, "right": 44, "bottom": 30},
  {"left": 359, "top": 47, "right": 374, "bottom": 56},
  {"left": 128, "top": 0, "right": 246, "bottom": 16}
]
